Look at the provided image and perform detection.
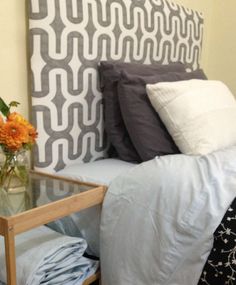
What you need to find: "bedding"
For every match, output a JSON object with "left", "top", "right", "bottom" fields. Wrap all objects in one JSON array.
[
  {"left": 99, "top": 61, "right": 186, "bottom": 162},
  {"left": 27, "top": 1, "right": 221, "bottom": 285},
  {"left": 56, "top": 158, "right": 137, "bottom": 186},
  {"left": 117, "top": 69, "right": 207, "bottom": 161},
  {"left": 146, "top": 79, "right": 236, "bottom": 155},
  {"left": 100, "top": 146, "right": 236, "bottom": 285},
  {"left": 198, "top": 197, "right": 236, "bottom": 285},
  {"left": 0, "top": 226, "right": 98, "bottom": 285},
  {"left": 52, "top": 158, "right": 137, "bottom": 257}
]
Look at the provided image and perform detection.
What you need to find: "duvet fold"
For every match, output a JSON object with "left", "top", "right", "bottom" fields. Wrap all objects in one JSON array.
[
  {"left": 100, "top": 146, "right": 236, "bottom": 285},
  {"left": 0, "top": 226, "right": 99, "bottom": 285}
]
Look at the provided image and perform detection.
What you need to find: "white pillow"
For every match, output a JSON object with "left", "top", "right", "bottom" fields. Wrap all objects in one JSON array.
[{"left": 146, "top": 79, "right": 236, "bottom": 155}]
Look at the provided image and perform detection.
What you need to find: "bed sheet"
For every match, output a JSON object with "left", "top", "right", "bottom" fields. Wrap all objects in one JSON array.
[
  {"left": 56, "top": 158, "right": 137, "bottom": 186},
  {"left": 49, "top": 158, "right": 137, "bottom": 257}
]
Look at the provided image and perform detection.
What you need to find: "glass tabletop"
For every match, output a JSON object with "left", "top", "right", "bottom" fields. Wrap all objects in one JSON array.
[{"left": 0, "top": 172, "right": 95, "bottom": 217}]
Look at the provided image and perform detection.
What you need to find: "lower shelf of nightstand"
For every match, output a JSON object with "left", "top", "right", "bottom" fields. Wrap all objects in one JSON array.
[{"left": 83, "top": 270, "right": 100, "bottom": 285}]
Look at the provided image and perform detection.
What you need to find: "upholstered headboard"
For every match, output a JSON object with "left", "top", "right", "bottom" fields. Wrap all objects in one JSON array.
[{"left": 28, "top": 0, "right": 203, "bottom": 172}]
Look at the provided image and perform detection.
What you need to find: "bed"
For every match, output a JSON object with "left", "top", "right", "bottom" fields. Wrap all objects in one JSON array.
[{"left": 26, "top": 0, "right": 236, "bottom": 284}]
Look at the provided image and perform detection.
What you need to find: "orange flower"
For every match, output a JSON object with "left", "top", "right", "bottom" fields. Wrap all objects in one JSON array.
[
  {"left": 6, "top": 111, "right": 38, "bottom": 145},
  {"left": 27, "top": 125, "right": 38, "bottom": 145},
  {"left": 0, "top": 100, "right": 37, "bottom": 155},
  {"left": 7, "top": 112, "right": 28, "bottom": 126},
  {"left": 0, "top": 121, "right": 29, "bottom": 151},
  {"left": 0, "top": 115, "right": 3, "bottom": 126}
]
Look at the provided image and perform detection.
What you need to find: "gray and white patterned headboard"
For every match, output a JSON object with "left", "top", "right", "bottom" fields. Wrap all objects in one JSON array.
[{"left": 28, "top": 0, "right": 203, "bottom": 172}]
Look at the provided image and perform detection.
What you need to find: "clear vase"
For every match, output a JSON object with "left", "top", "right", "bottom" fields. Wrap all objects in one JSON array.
[{"left": 0, "top": 150, "right": 29, "bottom": 193}]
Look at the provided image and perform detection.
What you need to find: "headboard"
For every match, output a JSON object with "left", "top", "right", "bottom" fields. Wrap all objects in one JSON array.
[{"left": 28, "top": 0, "right": 203, "bottom": 172}]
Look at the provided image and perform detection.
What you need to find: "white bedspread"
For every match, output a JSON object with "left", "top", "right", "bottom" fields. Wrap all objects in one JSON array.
[
  {"left": 0, "top": 226, "right": 98, "bottom": 285},
  {"left": 100, "top": 146, "right": 236, "bottom": 285}
]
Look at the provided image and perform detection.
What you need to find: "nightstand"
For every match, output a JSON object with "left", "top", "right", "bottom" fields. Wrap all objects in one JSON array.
[{"left": 0, "top": 171, "right": 107, "bottom": 285}]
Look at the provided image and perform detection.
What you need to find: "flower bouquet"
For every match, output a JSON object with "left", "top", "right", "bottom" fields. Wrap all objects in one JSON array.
[{"left": 0, "top": 98, "right": 37, "bottom": 193}]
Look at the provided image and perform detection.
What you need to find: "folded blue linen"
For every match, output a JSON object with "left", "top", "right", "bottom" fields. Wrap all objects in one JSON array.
[{"left": 0, "top": 226, "right": 99, "bottom": 285}]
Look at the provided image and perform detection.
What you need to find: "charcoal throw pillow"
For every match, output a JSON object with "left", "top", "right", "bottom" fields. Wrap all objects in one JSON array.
[
  {"left": 117, "top": 69, "right": 207, "bottom": 161},
  {"left": 99, "top": 61, "right": 186, "bottom": 162}
]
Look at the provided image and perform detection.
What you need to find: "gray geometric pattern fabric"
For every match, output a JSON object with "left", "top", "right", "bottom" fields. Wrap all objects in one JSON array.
[{"left": 28, "top": 0, "right": 203, "bottom": 172}]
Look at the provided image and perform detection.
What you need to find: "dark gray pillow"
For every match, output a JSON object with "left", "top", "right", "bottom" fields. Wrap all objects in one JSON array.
[
  {"left": 117, "top": 69, "right": 207, "bottom": 161},
  {"left": 99, "top": 61, "right": 186, "bottom": 162}
]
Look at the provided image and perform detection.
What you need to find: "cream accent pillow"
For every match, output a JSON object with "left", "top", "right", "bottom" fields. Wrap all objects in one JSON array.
[{"left": 146, "top": 79, "right": 236, "bottom": 155}]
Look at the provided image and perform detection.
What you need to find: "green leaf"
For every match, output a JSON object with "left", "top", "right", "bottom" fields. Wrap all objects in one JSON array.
[{"left": 0, "top": 97, "right": 10, "bottom": 117}]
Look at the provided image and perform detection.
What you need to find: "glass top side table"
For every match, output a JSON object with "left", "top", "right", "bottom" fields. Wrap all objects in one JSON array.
[{"left": 0, "top": 171, "right": 107, "bottom": 285}]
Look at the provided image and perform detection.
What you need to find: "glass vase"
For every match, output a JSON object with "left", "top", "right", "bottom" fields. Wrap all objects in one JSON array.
[{"left": 0, "top": 150, "right": 29, "bottom": 193}]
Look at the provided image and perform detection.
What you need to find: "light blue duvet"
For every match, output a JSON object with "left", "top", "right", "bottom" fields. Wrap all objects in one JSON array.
[{"left": 100, "top": 146, "right": 236, "bottom": 285}]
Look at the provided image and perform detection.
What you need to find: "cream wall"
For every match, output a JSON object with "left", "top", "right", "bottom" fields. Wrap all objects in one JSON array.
[
  {"left": 0, "top": 0, "right": 28, "bottom": 118},
  {"left": 0, "top": 0, "right": 236, "bottom": 120},
  {"left": 176, "top": 0, "right": 236, "bottom": 95},
  {"left": 207, "top": 0, "right": 236, "bottom": 95}
]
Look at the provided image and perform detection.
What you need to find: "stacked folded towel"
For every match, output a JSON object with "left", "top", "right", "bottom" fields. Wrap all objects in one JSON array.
[{"left": 0, "top": 226, "right": 99, "bottom": 285}]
